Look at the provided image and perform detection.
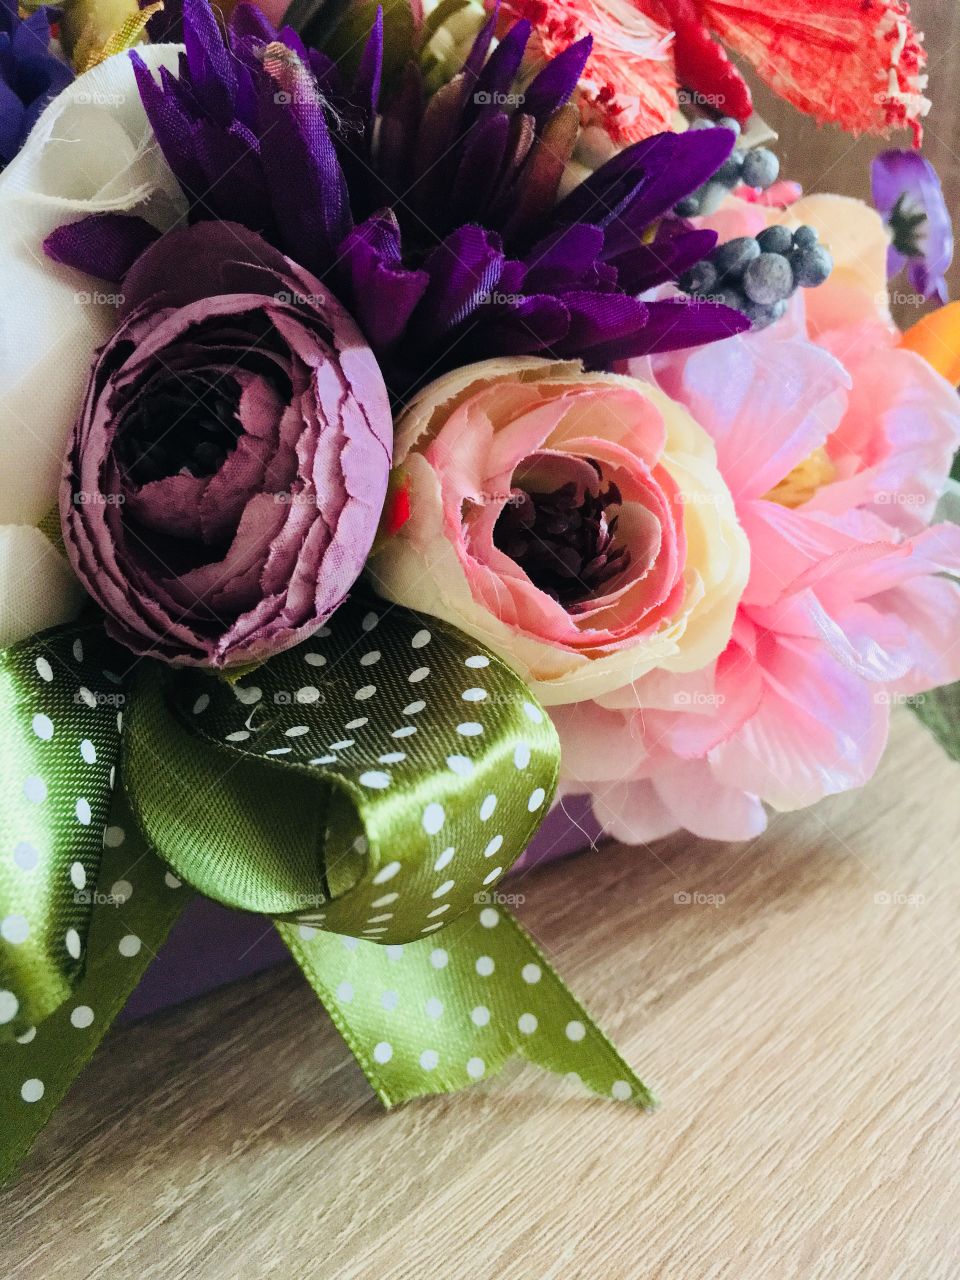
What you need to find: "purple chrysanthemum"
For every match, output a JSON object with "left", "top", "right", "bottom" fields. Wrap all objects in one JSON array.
[
  {"left": 872, "top": 149, "right": 953, "bottom": 307},
  {"left": 47, "top": 0, "right": 748, "bottom": 397},
  {"left": 0, "top": 0, "right": 72, "bottom": 167}
]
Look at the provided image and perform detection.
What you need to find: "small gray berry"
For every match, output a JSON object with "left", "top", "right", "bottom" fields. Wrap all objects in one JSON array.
[
  {"left": 792, "top": 243, "right": 833, "bottom": 287},
  {"left": 717, "top": 116, "right": 742, "bottom": 136},
  {"left": 740, "top": 147, "right": 780, "bottom": 190},
  {"left": 715, "top": 150, "right": 745, "bottom": 186},
  {"left": 712, "top": 235, "right": 761, "bottom": 280},
  {"left": 674, "top": 194, "right": 701, "bottom": 217},
  {"left": 792, "top": 224, "right": 819, "bottom": 249},
  {"left": 696, "top": 180, "right": 734, "bottom": 216},
  {"left": 679, "top": 259, "right": 719, "bottom": 295},
  {"left": 689, "top": 117, "right": 715, "bottom": 130},
  {"left": 756, "top": 225, "right": 793, "bottom": 255},
  {"left": 742, "top": 252, "right": 794, "bottom": 304}
]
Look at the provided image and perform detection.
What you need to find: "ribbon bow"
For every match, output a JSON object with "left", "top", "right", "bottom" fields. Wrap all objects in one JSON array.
[{"left": 0, "top": 594, "right": 651, "bottom": 1179}]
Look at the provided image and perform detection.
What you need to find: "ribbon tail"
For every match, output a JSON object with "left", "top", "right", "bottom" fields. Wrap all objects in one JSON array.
[
  {"left": 279, "top": 903, "right": 654, "bottom": 1108},
  {"left": 0, "top": 790, "right": 189, "bottom": 1183}
]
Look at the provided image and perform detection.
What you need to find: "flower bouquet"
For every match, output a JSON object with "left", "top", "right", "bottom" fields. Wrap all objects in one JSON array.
[{"left": 1, "top": 0, "right": 958, "bottom": 1179}]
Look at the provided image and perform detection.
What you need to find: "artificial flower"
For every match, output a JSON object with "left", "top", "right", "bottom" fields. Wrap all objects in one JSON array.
[
  {"left": 50, "top": 0, "right": 747, "bottom": 401},
  {"left": 0, "top": 0, "right": 72, "bottom": 167},
  {"left": 60, "top": 221, "right": 392, "bottom": 669},
  {"left": 553, "top": 196, "right": 960, "bottom": 842},
  {"left": 872, "top": 148, "right": 953, "bottom": 306},
  {"left": 0, "top": 43, "right": 183, "bottom": 647},
  {"left": 369, "top": 356, "right": 748, "bottom": 706}
]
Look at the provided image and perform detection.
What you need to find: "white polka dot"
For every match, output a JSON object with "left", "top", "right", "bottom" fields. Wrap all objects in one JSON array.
[
  {"left": 392, "top": 726, "right": 417, "bottom": 738},
  {"left": 528, "top": 788, "right": 546, "bottom": 812},
  {"left": 70, "top": 1005, "right": 94, "bottom": 1029},
  {"left": 0, "top": 991, "right": 18, "bottom": 1023},
  {"left": 462, "top": 688, "right": 487, "bottom": 702},
  {"left": 299, "top": 925, "right": 318, "bottom": 941},
  {"left": 31, "top": 714, "right": 53, "bottom": 741},
  {"left": 421, "top": 922, "right": 444, "bottom": 933},
  {"left": 434, "top": 847, "right": 455, "bottom": 872},
  {"left": 233, "top": 684, "right": 262, "bottom": 705},
  {"left": 315, "top": 624, "right": 332, "bottom": 638},
  {"left": 480, "top": 908, "right": 500, "bottom": 928},
  {"left": 103, "top": 825, "right": 126, "bottom": 848},
  {"left": 225, "top": 730, "right": 251, "bottom": 743},
  {"left": 419, "top": 1049, "right": 439, "bottom": 1070},
  {"left": 329, "top": 739, "right": 355, "bottom": 751},
  {"left": 386, "top": 945, "right": 403, "bottom": 961},
  {"left": 411, "top": 629, "right": 431, "bottom": 648},
  {"left": 366, "top": 912, "right": 393, "bottom": 924},
  {"left": 310, "top": 755, "right": 338, "bottom": 765},
  {"left": 408, "top": 667, "right": 430, "bottom": 683},
  {"left": 403, "top": 700, "right": 426, "bottom": 715},
  {"left": 164, "top": 872, "right": 182, "bottom": 889},
  {"left": 465, "top": 655, "right": 490, "bottom": 668},
  {"left": 192, "top": 694, "right": 210, "bottom": 714},
  {"left": 118, "top": 934, "right": 141, "bottom": 958},
  {"left": 471, "top": 1005, "right": 490, "bottom": 1027},
  {"left": 518, "top": 1013, "right": 538, "bottom": 1034},
  {"left": 360, "top": 650, "right": 381, "bottom": 666},
  {"left": 611, "top": 1080, "right": 632, "bottom": 1101},
  {"left": 466, "top": 1057, "right": 485, "bottom": 1080},
  {"left": 304, "top": 652, "right": 327, "bottom": 667},
  {"left": 80, "top": 738, "right": 96, "bottom": 764},
  {"left": 35, "top": 657, "right": 53, "bottom": 682},
  {"left": 13, "top": 842, "right": 38, "bottom": 871},
  {"left": 373, "top": 861, "right": 401, "bottom": 884},
  {"left": 427, "top": 904, "right": 450, "bottom": 918},
  {"left": 1, "top": 915, "right": 28, "bottom": 944},
  {"left": 446, "top": 755, "right": 473, "bottom": 777},
  {"left": 266, "top": 747, "right": 293, "bottom": 759},
  {"left": 75, "top": 798, "right": 92, "bottom": 825},
  {"left": 523, "top": 701, "right": 544, "bottom": 724},
  {"left": 432, "top": 879, "right": 455, "bottom": 898},
  {"left": 341, "top": 936, "right": 359, "bottom": 951},
  {"left": 373, "top": 1041, "right": 393, "bottom": 1064},
  {"left": 21, "top": 1078, "right": 44, "bottom": 1103},
  {"left": 72, "top": 638, "right": 84, "bottom": 662},
  {"left": 345, "top": 717, "right": 368, "bottom": 729},
  {"left": 565, "top": 1020, "right": 586, "bottom": 1042},
  {"left": 359, "top": 771, "right": 391, "bottom": 789},
  {"left": 482, "top": 867, "right": 502, "bottom": 885},
  {"left": 355, "top": 685, "right": 377, "bottom": 700},
  {"left": 111, "top": 880, "right": 132, "bottom": 904},
  {"left": 70, "top": 861, "right": 86, "bottom": 890},
  {"left": 371, "top": 892, "right": 398, "bottom": 908},
  {"left": 362, "top": 611, "right": 379, "bottom": 632},
  {"left": 336, "top": 981, "right": 354, "bottom": 1003},
  {"left": 285, "top": 725, "right": 309, "bottom": 738},
  {"left": 425, "top": 997, "right": 443, "bottom": 1019},
  {"left": 378, "top": 752, "right": 406, "bottom": 764},
  {"left": 78, "top": 687, "right": 96, "bottom": 709},
  {"left": 430, "top": 947, "right": 449, "bottom": 969},
  {"left": 479, "top": 794, "right": 497, "bottom": 821},
  {"left": 296, "top": 685, "right": 321, "bottom": 704},
  {"left": 514, "top": 743, "right": 531, "bottom": 769},
  {"left": 422, "top": 803, "right": 445, "bottom": 835},
  {"left": 522, "top": 963, "right": 542, "bottom": 984},
  {"left": 483, "top": 835, "right": 503, "bottom": 859},
  {"left": 457, "top": 722, "right": 483, "bottom": 737},
  {"left": 475, "top": 955, "right": 494, "bottom": 977},
  {"left": 15, "top": 1026, "right": 35, "bottom": 1044},
  {"left": 381, "top": 989, "right": 399, "bottom": 1010},
  {"left": 23, "top": 776, "right": 46, "bottom": 804},
  {"left": 65, "top": 928, "right": 81, "bottom": 959}
]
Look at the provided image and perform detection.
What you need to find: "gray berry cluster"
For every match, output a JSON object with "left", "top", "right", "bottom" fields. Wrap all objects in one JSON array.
[
  {"left": 679, "top": 223, "right": 833, "bottom": 330},
  {"left": 674, "top": 117, "right": 780, "bottom": 218}
]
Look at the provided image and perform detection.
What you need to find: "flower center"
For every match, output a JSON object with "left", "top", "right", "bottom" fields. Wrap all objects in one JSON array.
[
  {"left": 764, "top": 446, "right": 836, "bottom": 508},
  {"left": 888, "top": 192, "right": 928, "bottom": 258},
  {"left": 117, "top": 375, "right": 243, "bottom": 485},
  {"left": 493, "top": 462, "right": 631, "bottom": 609}
]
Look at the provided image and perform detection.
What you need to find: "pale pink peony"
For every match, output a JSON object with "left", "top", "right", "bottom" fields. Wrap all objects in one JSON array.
[{"left": 554, "top": 197, "right": 960, "bottom": 843}]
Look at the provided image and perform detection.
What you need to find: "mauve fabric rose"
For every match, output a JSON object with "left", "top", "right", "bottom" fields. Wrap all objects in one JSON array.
[{"left": 60, "top": 220, "right": 392, "bottom": 668}]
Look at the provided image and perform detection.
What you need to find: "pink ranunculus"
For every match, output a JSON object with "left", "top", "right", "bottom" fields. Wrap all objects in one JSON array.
[
  {"left": 60, "top": 221, "right": 392, "bottom": 669},
  {"left": 370, "top": 357, "right": 749, "bottom": 707},
  {"left": 554, "top": 197, "right": 960, "bottom": 843}
]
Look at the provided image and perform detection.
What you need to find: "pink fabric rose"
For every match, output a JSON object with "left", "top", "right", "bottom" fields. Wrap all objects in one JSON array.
[
  {"left": 60, "top": 221, "right": 392, "bottom": 668},
  {"left": 370, "top": 357, "right": 748, "bottom": 706},
  {"left": 554, "top": 197, "right": 960, "bottom": 843}
]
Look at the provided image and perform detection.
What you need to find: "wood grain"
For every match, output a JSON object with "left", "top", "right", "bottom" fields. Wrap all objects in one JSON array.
[{"left": 3, "top": 3, "right": 960, "bottom": 1275}]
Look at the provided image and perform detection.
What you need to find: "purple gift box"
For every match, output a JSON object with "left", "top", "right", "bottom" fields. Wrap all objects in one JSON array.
[{"left": 120, "top": 797, "right": 602, "bottom": 1021}]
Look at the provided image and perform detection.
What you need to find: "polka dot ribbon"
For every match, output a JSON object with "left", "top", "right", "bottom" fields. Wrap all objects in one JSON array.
[{"left": 0, "top": 597, "right": 651, "bottom": 1180}]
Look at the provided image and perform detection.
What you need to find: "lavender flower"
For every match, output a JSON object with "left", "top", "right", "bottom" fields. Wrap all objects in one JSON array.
[
  {"left": 0, "top": 1, "right": 72, "bottom": 167},
  {"left": 47, "top": 0, "right": 748, "bottom": 398},
  {"left": 872, "top": 149, "right": 953, "bottom": 307}
]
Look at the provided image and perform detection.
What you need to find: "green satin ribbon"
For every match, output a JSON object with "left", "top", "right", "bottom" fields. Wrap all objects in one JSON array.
[{"left": 0, "top": 595, "right": 651, "bottom": 1180}]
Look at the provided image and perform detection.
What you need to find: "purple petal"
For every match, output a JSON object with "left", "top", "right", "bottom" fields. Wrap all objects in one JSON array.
[
  {"left": 182, "top": 0, "right": 236, "bottom": 125},
  {"left": 872, "top": 149, "right": 952, "bottom": 304},
  {"left": 471, "top": 20, "right": 532, "bottom": 108},
  {"left": 523, "top": 224, "right": 606, "bottom": 290},
  {"left": 338, "top": 219, "right": 429, "bottom": 350},
  {"left": 520, "top": 35, "right": 592, "bottom": 125},
  {"left": 414, "top": 226, "right": 505, "bottom": 344},
  {"left": 44, "top": 214, "right": 160, "bottom": 282},
  {"left": 352, "top": 6, "right": 383, "bottom": 118},
  {"left": 627, "top": 298, "right": 750, "bottom": 357}
]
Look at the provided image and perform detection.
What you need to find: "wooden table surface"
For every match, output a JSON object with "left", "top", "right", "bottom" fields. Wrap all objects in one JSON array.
[{"left": 4, "top": 4, "right": 960, "bottom": 1277}]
